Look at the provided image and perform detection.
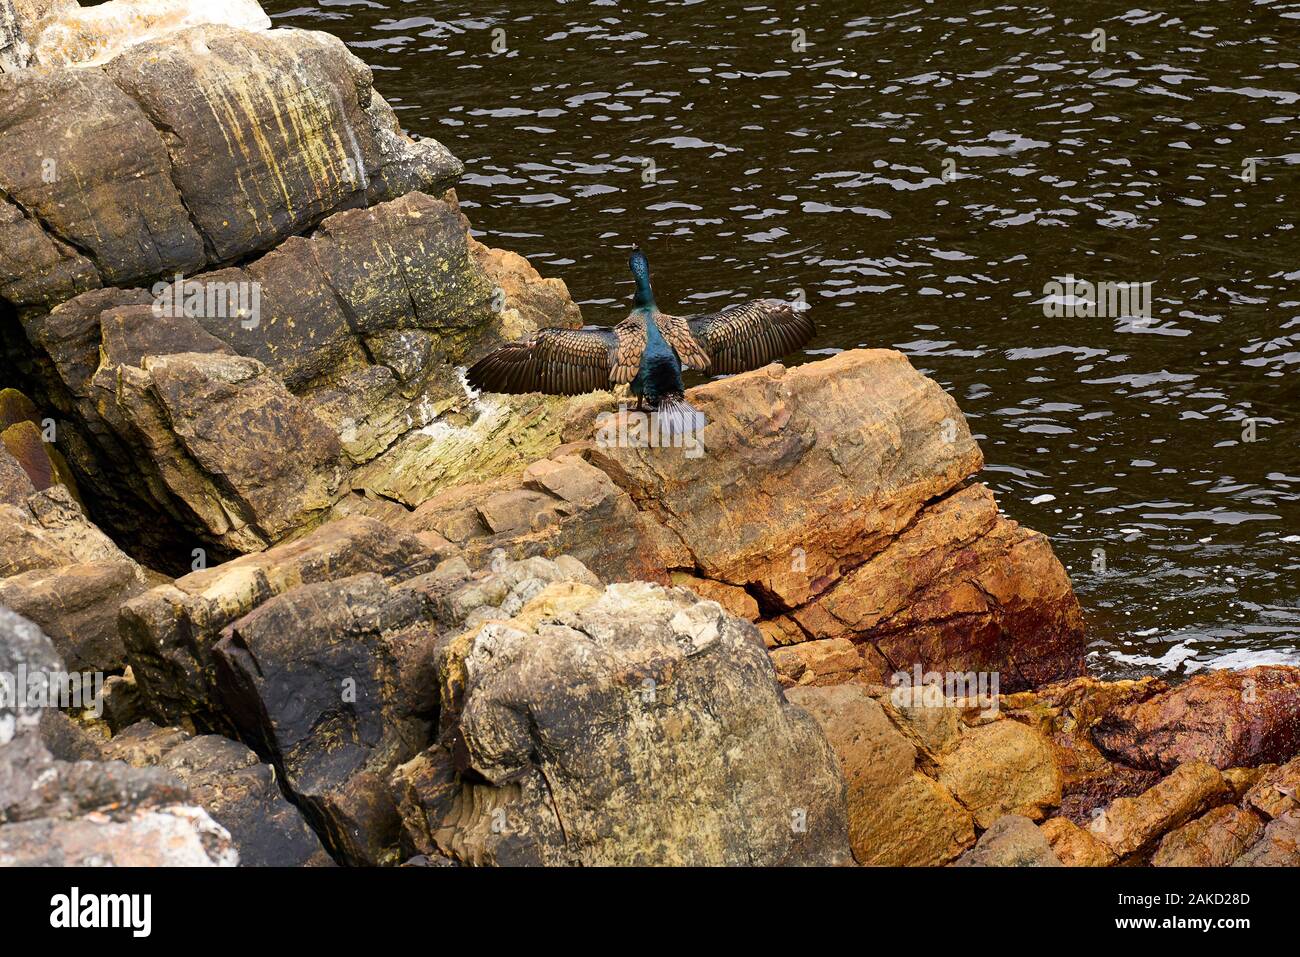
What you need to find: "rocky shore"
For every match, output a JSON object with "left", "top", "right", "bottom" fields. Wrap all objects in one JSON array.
[{"left": 2, "top": 0, "right": 1297, "bottom": 867}]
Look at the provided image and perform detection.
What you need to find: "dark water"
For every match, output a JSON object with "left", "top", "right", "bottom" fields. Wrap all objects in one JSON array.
[{"left": 264, "top": 0, "right": 1300, "bottom": 679}]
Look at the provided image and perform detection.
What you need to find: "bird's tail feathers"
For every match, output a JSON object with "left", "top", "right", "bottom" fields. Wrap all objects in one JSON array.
[{"left": 654, "top": 395, "right": 707, "bottom": 442}]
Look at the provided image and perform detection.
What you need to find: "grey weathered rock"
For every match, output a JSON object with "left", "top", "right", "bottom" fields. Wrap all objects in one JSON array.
[
  {"left": 954, "top": 815, "right": 1063, "bottom": 867},
  {"left": 0, "top": 24, "right": 460, "bottom": 313},
  {"left": 0, "top": 803, "right": 238, "bottom": 866},
  {"left": 398, "top": 578, "right": 852, "bottom": 866},
  {"left": 0, "top": 482, "right": 157, "bottom": 671},
  {"left": 0, "top": 606, "right": 237, "bottom": 866},
  {"left": 0, "top": 14, "right": 586, "bottom": 564},
  {"left": 0, "top": 604, "right": 62, "bottom": 813},
  {"left": 14, "top": 192, "right": 576, "bottom": 562},
  {"left": 102, "top": 721, "right": 332, "bottom": 867},
  {"left": 211, "top": 572, "right": 438, "bottom": 866},
  {"left": 206, "top": 553, "right": 599, "bottom": 865},
  {"left": 121, "top": 515, "right": 447, "bottom": 727},
  {"left": 0, "top": 1, "right": 29, "bottom": 73}
]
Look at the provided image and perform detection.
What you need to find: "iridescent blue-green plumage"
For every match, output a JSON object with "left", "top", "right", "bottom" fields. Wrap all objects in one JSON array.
[
  {"left": 466, "top": 247, "right": 815, "bottom": 428},
  {"left": 626, "top": 249, "right": 694, "bottom": 426}
]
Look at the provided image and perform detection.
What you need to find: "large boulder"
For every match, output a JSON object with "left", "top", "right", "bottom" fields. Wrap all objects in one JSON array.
[
  {"left": 1, "top": 9, "right": 582, "bottom": 563},
  {"left": 16, "top": 191, "right": 566, "bottom": 561},
  {"left": 395, "top": 577, "right": 852, "bottom": 866},
  {"left": 1093, "top": 666, "right": 1300, "bottom": 772},
  {"left": 124, "top": 537, "right": 593, "bottom": 864},
  {"left": 120, "top": 514, "right": 447, "bottom": 727},
  {"left": 0, "top": 24, "right": 458, "bottom": 312}
]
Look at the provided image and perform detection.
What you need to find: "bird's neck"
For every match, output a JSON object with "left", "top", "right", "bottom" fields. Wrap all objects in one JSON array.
[
  {"left": 633, "top": 272, "right": 657, "bottom": 312},
  {"left": 634, "top": 274, "right": 666, "bottom": 344}
]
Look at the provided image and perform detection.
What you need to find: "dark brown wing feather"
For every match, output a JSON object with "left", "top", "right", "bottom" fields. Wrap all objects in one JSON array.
[
  {"left": 687, "top": 299, "right": 815, "bottom": 375},
  {"left": 466, "top": 327, "right": 620, "bottom": 396},
  {"left": 657, "top": 313, "right": 713, "bottom": 371},
  {"left": 609, "top": 317, "right": 645, "bottom": 384}
]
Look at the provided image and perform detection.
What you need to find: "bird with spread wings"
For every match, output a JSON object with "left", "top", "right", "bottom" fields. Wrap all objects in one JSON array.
[{"left": 466, "top": 248, "right": 815, "bottom": 415}]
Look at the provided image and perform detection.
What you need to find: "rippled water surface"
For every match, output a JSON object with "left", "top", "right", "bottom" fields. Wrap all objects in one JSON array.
[{"left": 265, "top": 0, "right": 1300, "bottom": 678}]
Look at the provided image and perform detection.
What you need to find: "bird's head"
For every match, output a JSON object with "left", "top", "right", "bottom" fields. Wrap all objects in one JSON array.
[{"left": 629, "top": 246, "right": 651, "bottom": 283}]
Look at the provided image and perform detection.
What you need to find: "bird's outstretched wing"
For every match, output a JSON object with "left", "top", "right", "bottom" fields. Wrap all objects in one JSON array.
[
  {"left": 657, "top": 313, "right": 714, "bottom": 372},
  {"left": 609, "top": 316, "right": 647, "bottom": 384},
  {"left": 467, "top": 327, "right": 624, "bottom": 395},
  {"left": 687, "top": 299, "right": 815, "bottom": 375}
]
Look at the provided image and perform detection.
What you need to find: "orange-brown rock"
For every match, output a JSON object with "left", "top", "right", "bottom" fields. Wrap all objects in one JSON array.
[
  {"left": 400, "top": 349, "right": 1086, "bottom": 692},
  {"left": 771, "top": 638, "right": 874, "bottom": 688},
  {"left": 1233, "top": 810, "right": 1300, "bottom": 866},
  {"left": 1040, "top": 816, "right": 1118, "bottom": 866},
  {"left": 669, "top": 572, "right": 759, "bottom": 621},
  {"left": 786, "top": 684, "right": 975, "bottom": 865},
  {"left": 587, "top": 350, "right": 984, "bottom": 608},
  {"left": 1224, "top": 765, "right": 1275, "bottom": 802},
  {"left": 1243, "top": 757, "right": 1300, "bottom": 820},
  {"left": 935, "top": 718, "right": 1063, "bottom": 828},
  {"left": 1089, "top": 762, "right": 1231, "bottom": 859},
  {"left": 1093, "top": 666, "right": 1300, "bottom": 772},
  {"left": 1151, "top": 805, "right": 1265, "bottom": 867},
  {"left": 1002, "top": 676, "right": 1166, "bottom": 823},
  {"left": 790, "top": 483, "right": 1085, "bottom": 690}
]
